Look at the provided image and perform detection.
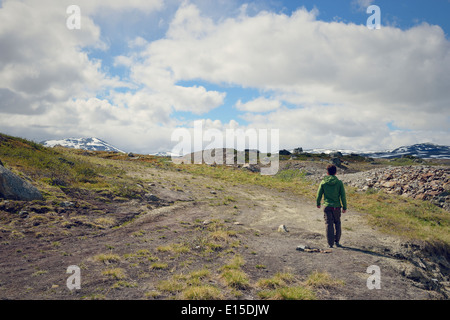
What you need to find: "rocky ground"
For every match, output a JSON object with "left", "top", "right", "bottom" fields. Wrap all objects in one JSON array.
[
  {"left": 339, "top": 166, "right": 450, "bottom": 211},
  {"left": 278, "top": 160, "right": 450, "bottom": 212},
  {"left": 1, "top": 158, "right": 449, "bottom": 301}
]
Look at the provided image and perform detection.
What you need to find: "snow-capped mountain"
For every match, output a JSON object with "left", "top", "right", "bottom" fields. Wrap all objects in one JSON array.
[
  {"left": 303, "top": 148, "right": 361, "bottom": 155},
  {"left": 40, "top": 137, "right": 125, "bottom": 153},
  {"left": 149, "top": 151, "right": 182, "bottom": 157},
  {"left": 360, "top": 143, "right": 450, "bottom": 159},
  {"left": 301, "top": 143, "right": 450, "bottom": 159}
]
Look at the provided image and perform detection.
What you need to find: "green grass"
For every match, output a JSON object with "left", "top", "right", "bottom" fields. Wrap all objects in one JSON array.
[
  {"left": 348, "top": 188, "right": 450, "bottom": 245},
  {"left": 257, "top": 286, "right": 316, "bottom": 300},
  {"left": 0, "top": 133, "right": 159, "bottom": 201},
  {"left": 157, "top": 243, "right": 190, "bottom": 254},
  {"left": 220, "top": 269, "right": 249, "bottom": 289},
  {"left": 219, "top": 255, "right": 249, "bottom": 289},
  {"left": 150, "top": 262, "right": 169, "bottom": 270},
  {"left": 180, "top": 285, "right": 223, "bottom": 300},
  {"left": 304, "top": 270, "right": 345, "bottom": 288},
  {"left": 156, "top": 268, "right": 222, "bottom": 299},
  {"left": 0, "top": 133, "right": 117, "bottom": 188},
  {"left": 256, "top": 272, "right": 316, "bottom": 300},
  {"left": 256, "top": 272, "right": 295, "bottom": 289},
  {"left": 93, "top": 253, "right": 122, "bottom": 264},
  {"left": 102, "top": 268, "right": 127, "bottom": 280},
  {"left": 274, "top": 168, "right": 306, "bottom": 182}
]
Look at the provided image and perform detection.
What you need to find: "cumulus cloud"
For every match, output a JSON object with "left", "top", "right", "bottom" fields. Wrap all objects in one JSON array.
[
  {"left": 235, "top": 97, "right": 281, "bottom": 113},
  {"left": 351, "top": 0, "right": 375, "bottom": 12},
  {"left": 0, "top": 1, "right": 449, "bottom": 153},
  {"left": 0, "top": 0, "right": 121, "bottom": 114},
  {"left": 147, "top": 4, "right": 450, "bottom": 112},
  {"left": 135, "top": 3, "right": 450, "bottom": 150},
  {"left": 0, "top": 0, "right": 224, "bottom": 152}
]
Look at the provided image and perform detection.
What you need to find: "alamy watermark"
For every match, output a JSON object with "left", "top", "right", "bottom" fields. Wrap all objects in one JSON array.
[
  {"left": 66, "top": 265, "right": 81, "bottom": 290},
  {"left": 366, "top": 5, "right": 381, "bottom": 30},
  {"left": 170, "top": 121, "right": 280, "bottom": 175},
  {"left": 366, "top": 265, "right": 381, "bottom": 290},
  {"left": 66, "top": 5, "right": 81, "bottom": 30}
]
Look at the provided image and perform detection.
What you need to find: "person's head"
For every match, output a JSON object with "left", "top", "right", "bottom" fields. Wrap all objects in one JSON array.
[{"left": 327, "top": 164, "right": 337, "bottom": 176}]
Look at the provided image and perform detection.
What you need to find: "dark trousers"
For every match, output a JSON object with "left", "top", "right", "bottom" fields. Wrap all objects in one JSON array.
[{"left": 324, "top": 207, "right": 341, "bottom": 246}]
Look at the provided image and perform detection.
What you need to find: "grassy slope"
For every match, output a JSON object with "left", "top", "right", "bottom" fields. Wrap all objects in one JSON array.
[
  {"left": 0, "top": 133, "right": 169, "bottom": 202},
  {"left": 1, "top": 132, "right": 449, "bottom": 247},
  {"left": 1, "top": 132, "right": 448, "bottom": 246}
]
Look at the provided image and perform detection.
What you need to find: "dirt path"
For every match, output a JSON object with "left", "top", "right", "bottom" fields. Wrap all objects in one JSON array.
[{"left": 0, "top": 164, "right": 446, "bottom": 300}]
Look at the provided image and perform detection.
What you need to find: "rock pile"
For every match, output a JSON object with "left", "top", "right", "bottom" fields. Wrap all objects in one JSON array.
[{"left": 340, "top": 166, "right": 450, "bottom": 211}]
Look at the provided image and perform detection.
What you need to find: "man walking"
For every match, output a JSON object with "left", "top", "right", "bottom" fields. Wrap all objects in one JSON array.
[{"left": 316, "top": 164, "right": 347, "bottom": 248}]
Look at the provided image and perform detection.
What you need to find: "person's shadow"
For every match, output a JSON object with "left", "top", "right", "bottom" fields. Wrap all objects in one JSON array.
[{"left": 338, "top": 244, "right": 398, "bottom": 259}]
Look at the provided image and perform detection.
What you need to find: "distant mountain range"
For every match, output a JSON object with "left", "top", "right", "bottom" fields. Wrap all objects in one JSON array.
[
  {"left": 40, "top": 137, "right": 125, "bottom": 153},
  {"left": 39, "top": 138, "right": 450, "bottom": 159},
  {"left": 149, "top": 151, "right": 182, "bottom": 157},
  {"left": 304, "top": 143, "right": 450, "bottom": 159},
  {"left": 361, "top": 143, "right": 450, "bottom": 159}
]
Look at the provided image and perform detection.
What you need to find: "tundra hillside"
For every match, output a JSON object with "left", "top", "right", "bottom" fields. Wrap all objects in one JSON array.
[{"left": 0, "top": 133, "right": 449, "bottom": 300}]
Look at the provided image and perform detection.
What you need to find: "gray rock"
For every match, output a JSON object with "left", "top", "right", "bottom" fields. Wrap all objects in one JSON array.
[
  {"left": 330, "top": 151, "right": 343, "bottom": 158},
  {"left": 331, "top": 157, "right": 342, "bottom": 166},
  {"left": 18, "top": 210, "right": 29, "bottom": 219},
  {"left": 60, "top": 201, "right": 75, "bottom": 207},
  {"left": 279, "top": 149, "right": 291, "bottom": 156},
  {"left": 145, "top": 193, "right": 160, "bottom": 202},
  {"left": 243, "top": 164, "right": 260, "bottom": 173},
  {"left": 0, "top": 166, "right": 43, "bottom": 201}
]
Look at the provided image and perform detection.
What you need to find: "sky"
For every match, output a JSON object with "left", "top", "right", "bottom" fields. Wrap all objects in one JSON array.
[{"left": 0, "top": 0, "right": 449, "bottom": 154}]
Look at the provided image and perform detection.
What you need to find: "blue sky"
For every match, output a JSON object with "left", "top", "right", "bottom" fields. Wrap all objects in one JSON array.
[{"left": 0, "top": 0, "right": 449, "bottom": 153}]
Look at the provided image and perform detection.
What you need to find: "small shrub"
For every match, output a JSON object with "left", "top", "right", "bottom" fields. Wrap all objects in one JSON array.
[
  {"left": 181, "top": 285, "right": 223, "bottom": 300},
  {"left": 102, "top": 268, "right": 127, "bottom": 280},
  {"left": 94, "top": 253, "right": 121, "bottom": 264},
  {"left": 220, "top": 269, "right": 249, "bottom": 289}
]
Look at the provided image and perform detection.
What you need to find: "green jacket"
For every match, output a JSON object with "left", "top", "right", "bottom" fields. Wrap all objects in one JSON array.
[{"left": 316, "top": 175, "right": 347, "bottom": 210}]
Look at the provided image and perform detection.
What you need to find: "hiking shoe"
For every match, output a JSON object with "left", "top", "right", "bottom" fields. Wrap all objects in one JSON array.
[{"left": 335, "top": 242, "right": 342, "bottom": 247}]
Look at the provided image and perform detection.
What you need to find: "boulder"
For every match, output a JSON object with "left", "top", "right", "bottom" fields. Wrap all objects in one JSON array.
[
  {"left": 0, "top": 166, "right": 43, "bottom": 201},
  {"left": 331, "top": 157, "right": 342, "bottom": 166},
  {"left": 330, "top": 151, "right": 343, "bottom": 158},
  {"left": 243, "top": 163, "right": 260, "bottom": 173},
  {"left": 279, "top": 149, "right": 291, "bottom": 156}
]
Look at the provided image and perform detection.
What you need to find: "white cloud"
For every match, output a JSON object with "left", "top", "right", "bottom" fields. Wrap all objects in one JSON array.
[
  {"left": 0, "top": 0, "right": 173, "bottom": 153},
  {"left": 0, "top": 1, "right": 449, "bottom": 153},
  {"left": 133, "top": 4, "right": 450, "bottom": 149},
  {"left": 48, "top": 0, "right": 164, "bottom": 15},
  {"left": 0, "top": 0, "right": 123, "bottom": 114},
  {"left": 235, "top": 97, "right": 281, "bottom": 113},
  {"left": 352, "top": 0, "right": 375, "bottom": 12},
  {"left": 147, "top": 5, "right": 450, "bottom": 114},
  {"left": 128, "top": 36, "right": 149, "bottom": 48}
]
